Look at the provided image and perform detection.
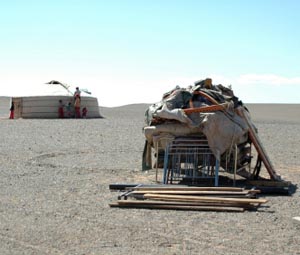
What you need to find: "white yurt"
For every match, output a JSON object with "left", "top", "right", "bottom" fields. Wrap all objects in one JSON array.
[{"left": 11, "top": 81, "right": 102, "bottom": 119}]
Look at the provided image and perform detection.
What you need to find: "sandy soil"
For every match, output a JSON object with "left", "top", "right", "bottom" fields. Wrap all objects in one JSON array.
[{"left": 0, "top": 102, "right": 299, "bottom": 255}]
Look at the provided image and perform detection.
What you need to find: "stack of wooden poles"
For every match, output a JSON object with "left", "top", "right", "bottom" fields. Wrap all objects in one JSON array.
[{"left": 109, "top": 186, "right": 267, "bottom": 212}]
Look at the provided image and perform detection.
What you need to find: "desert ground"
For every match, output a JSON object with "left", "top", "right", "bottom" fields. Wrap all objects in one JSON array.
[{"left": 0, "top": 97, "right": 300, "bottom": 254}]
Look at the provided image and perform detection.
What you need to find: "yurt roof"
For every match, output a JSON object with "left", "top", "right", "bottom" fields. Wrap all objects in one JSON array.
[{"left": 11, "top": 81, "right": 91, "bottom": 98}]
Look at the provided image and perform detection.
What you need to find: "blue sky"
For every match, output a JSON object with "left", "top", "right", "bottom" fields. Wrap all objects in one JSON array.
[{"left": 1, "top": 0, "right": 299, "bottom": 106}]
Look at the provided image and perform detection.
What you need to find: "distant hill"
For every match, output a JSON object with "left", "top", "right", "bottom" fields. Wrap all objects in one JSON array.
[
  {"left": 100, "top": 103, "right": 300, "bottom": 124},
  {"left": 246, "top": 103, "right": 300, "bottom": 123},
  {"left": 99, "top": 103, "right": 151, "bottom": 110},
  {"left": 99, "top": 103, "right": 150, "bottom": 119}
]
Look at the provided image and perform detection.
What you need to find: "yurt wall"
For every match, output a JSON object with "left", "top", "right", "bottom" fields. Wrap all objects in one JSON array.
[
  {"left": 0, "top": 96, "right": 10, "bottom": 118},
  {"left": 12, "top": 96, "right": 101, "bottom": 119}
]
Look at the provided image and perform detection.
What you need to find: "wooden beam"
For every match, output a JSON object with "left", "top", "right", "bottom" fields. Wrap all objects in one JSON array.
[
  {"left": 116, "top": 199, "right": 256, "bottom": 209},
  {"left": 133, "top": 186, "right": 244, "bottom": 192},
  {"left": 109, "top": 202, "right": 245, "bottom": 212},
  {"left": 143, "top": 194, "right": 267, "bottom": 204},
  {"left": 131, "top": 190, "right": 251, "bottom": 195},
  {"left": 236, "top": 107, "right": 281, "bottom": 181},
  {"left": 183, "top": 104, "right": 227, "bottom": 114}
]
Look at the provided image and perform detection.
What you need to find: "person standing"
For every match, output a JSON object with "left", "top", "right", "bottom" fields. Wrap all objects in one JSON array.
[
  {"left": 74, "top": 87, "right": 81, "bottom": 99},
  {"left": 82, "top": 107, "right": 87, "bottom": 118},
  {"left": 58, "top": 100, "right": 64, "bottom": 118},
  {"left": 9, "top": 101, "right": 14, "bottom": 119},
  {"left": 74, "top": 95, "right": 81, "bottom": 118},
  {"left": 66, "top": 102, "right": 72, "bottom": 118}
]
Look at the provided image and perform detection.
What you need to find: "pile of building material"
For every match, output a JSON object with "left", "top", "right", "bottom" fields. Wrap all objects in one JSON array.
[
  {"left": 109, "top": 185, "right": 267, "bottom": 212},
  {"left": 142, "top": 78, "right": 281, "bottom": 185}
]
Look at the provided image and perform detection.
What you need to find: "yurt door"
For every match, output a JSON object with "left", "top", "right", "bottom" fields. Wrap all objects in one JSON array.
[{"left": 13, "top": 98, "right": 23, "bottom": 119}]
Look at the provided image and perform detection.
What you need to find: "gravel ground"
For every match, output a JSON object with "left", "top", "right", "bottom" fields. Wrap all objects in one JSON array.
[{"left": 0, "top": 103, "right": 299, "bottom": 255}]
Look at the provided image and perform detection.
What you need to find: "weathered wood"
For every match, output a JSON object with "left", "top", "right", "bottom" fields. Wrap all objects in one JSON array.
[
  {"left": 143, "top": 194, "right": 267, "bottom": 204},
  {"left": 236, "top": 107, "right": 281, "bottom": 181},
  {"left": 133, "top": 186, "right": 244, "bottom": 192},
  {"left": 116, "top": 200, "right": 256, "bottom": 209},
  {"left": 109, "top": 202, "right": 245, "bottom": 212},
  {"left": 146, "top": 197, "right": 260, "bottom": 208},
  {"left": 184, "top": 104, "right": 227, "bottom": 114},
  {"left": 132, "top": 190, "right": 250, "bottom": 195}
]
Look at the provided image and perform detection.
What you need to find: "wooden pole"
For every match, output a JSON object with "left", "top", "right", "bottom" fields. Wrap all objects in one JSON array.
[
  {"left": 143, "top": 194, "right": 267, "bottom": 204},
  {"left": 236, "top": 107, "right": 281, "bottom": 181},
  {"left": 133, "top": 186, "right": 244, "bottom": 192},
  {"left": 183, "top": 104, "right": 227, "bottom": 114},
  {"left": 110, "top": 202, "right": 245, "bottom": 212},
  {"left": 115, "top": 199, "right": 256, "bottom": 209},
  {"left": 131, "top": 190, "right": 256, "bottom": 196}
]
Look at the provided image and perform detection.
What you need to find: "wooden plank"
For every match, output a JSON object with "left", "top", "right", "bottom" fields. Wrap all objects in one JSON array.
[
  {"left": 147, "top": 197, "right": 260, "bottom": 207},
  {"left": 236, "top": 107, "right": 281, "bottom": 181},
  {"left": 133, "top": 186, "right": 244, "bottom": 192},
  {"left": 131, "top": 190, "right": 250, "bottom": 195},
  {"left": 109, "top": 202, "right": 245, "bottom": 212},
  {"left": 116, "top": 200, "right": 256, "bottom": 209},
  {"left": 184, "top": 104, "right": 227, "bottom": 114},
  {"left": 143, "top": 194, "right": 267, "bottom": 204}
]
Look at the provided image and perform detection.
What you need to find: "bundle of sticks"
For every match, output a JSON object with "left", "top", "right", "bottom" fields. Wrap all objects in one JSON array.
[{"left": 109, "top": 185, "right": 267, "bottom": 212}]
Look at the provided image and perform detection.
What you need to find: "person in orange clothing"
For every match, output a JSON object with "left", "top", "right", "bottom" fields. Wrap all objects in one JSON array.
[
  {"left": 9, "top": 101, "right": 14, "bottom": 119},
  {"left": 74, "top": 87, "right": 81, "bottom": 99},
  {"left": 58, "top": 100, "right": 64, "bottom": 118}
]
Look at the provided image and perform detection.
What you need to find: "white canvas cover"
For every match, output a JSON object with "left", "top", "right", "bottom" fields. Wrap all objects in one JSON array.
[{"left": 12, "top": 96, "right": 101, "bottom": 119}]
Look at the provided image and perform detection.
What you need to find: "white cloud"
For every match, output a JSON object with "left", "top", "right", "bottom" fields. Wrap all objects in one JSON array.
[
  {"left": 1, "top": 72, "right": 299, "bottom": 106},
  {"left": 150, "top": 74, "right": 300, "bottom": 104},
  {"left": 237, "top": 74, "right": 300, "bottom": 86}
]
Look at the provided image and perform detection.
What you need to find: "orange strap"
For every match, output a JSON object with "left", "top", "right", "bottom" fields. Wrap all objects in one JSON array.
[{"left": 184, "top": 103, "right": 228, "bottom": 115}]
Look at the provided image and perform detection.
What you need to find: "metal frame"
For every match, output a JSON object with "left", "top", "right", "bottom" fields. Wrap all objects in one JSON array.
[
  {"left": 153, "top": 136, "right": 254, "bottom": 186},
  {"left": 161, "top": 138, "right": 219, "bottom": 186}
]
